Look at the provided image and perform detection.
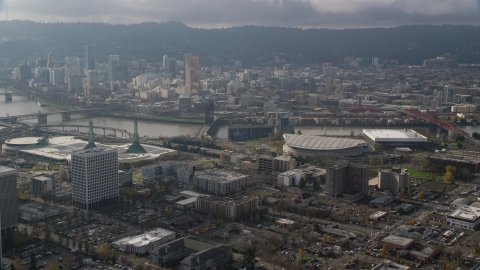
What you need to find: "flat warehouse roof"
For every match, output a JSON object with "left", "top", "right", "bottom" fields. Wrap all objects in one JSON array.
[
  {"left": 447, "top": 205, "right": 480, "bottom": 222},
  {"left": 363, "top": 129, "right": 427, "bottom": 143},
  {"left": 379, "top": 235, "right": 414, "bottom": 246}
]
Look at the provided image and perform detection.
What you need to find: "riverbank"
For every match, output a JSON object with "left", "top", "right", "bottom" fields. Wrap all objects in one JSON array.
[{"left": 101, "top": 112, "right": 204, "bottom": 125}]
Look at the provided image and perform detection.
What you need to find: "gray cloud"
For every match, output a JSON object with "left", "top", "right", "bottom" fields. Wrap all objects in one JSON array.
[{"left": 3, "top": 0, "right": 480, "bottom": 28}]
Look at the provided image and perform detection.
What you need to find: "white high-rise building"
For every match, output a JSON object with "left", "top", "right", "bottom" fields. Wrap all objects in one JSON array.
[
  {"left": 444, "top": 85, "right": 456, "bottom": 103},
  {"left": 372, "top": 57, "right": 379, "bottom": 67},
  {"left": 71, "top": 148, "right": 119, "bottom": 211},
  {"left": 163, "top": 55, "right": 169, "bottom": 69}
]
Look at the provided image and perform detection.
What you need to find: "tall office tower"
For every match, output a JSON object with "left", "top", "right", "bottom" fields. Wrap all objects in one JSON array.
[
  {"left": 326, "top": 161, "right": 368, "bottom": 202},
  {"left": 77, "top": 58, "right": 85, "bottom": 75},
  {"left": 167, "top": 58, "right": 177, "bottom": 76},
  {"left": 47, "top": 52, "right": 56, "bottom": 68},
  {"left": 84, "top": 45, "right": 96, "bottom": 73},
  {"left": 68, "top": 75, "right": 84, "bottom": 94},
  {"left": 184, "top": 54, "right": 200, "bottom": 95},
  {"left": 107, "top": 55, "right": 120, "bottom": 82},
  {"left": 18, "top": 64, "right": 32, "bottom": 82},
  {"left": 372, "top": 57, "right": 379, "bottom": 67},
  {"left": 71, "top": 147, "right": 119, "bottom": 211},
  {"left": 0, "top": 167, "right": 18, "bottom": 236},
  {"left": 64, "top": 64, "right": 80, "bottom": 83},
  {"left": 163, "top": 55, "right": 168, "bottom": 68},
  {"left": 50, "top": 68, "right": 65, "bottom": 86},
  {"left": 87, "top": 70, "right": 99, "bottom": 86}
]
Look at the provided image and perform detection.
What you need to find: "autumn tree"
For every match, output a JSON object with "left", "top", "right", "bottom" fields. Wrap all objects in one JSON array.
[
  {"left": 12, "top": 230, "right": 26, "bottom": 247},
  {"left": 443, "top": 172, "right": 454, "bottom": 184},
  {"left": 97, "top": 243, "right": 113, "bottom": 260},
  {"left": 12, "top": 258, "right": 21, "bottom": 270},
  {"left": 417, "top": 190, "right": 426, "bottom": 199},
  {"left": 44, "top": 259, "right": 59, "bottom": 270},
  {"left": 381, "top": 243, "right": 387, "bottom": 257}
]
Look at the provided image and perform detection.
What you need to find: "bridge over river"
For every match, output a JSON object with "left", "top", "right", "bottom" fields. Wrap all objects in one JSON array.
[{"left": 0, "top": 109, "right": 105, "bottom": 125}]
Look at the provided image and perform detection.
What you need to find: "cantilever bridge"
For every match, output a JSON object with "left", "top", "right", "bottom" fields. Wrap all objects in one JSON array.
[{"left": 402, "top": 108, "right": 470, "bottom": 137}]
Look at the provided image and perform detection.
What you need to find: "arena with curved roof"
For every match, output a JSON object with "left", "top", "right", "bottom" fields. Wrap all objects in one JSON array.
[{"left": 283, "top": 134, "right": 368, "bottom": 158}]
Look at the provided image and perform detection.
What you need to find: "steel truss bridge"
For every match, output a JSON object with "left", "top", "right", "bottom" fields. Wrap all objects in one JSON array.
[
  {"left": 0, "top": 109, "right": 104, "bottom": 124},
  {"left": 403, "top": 108, "right": 470, "bottom": 137},
  {"left": 38, "top": 124, "right": 133, "bottom": 138}
]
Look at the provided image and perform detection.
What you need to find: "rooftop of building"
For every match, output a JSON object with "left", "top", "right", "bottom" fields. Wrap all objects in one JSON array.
[
  {"left": 451, "top": 197, "right": 472, "bottom": 205},
  {"left": 372, "top": 260, "right": 410, "bottom": 270},
  {"left": 447, "top": 205, "right": 480, "bottom": 221},
  {"left": 471, "top": 202, "right": 480, "bottom": 208},
  {"left": 378, "top": 235, "right": 414, "bottom": 246},
  {"left": 283, "top": 134, "right": 367, "bottom": 150},
  {"left": 113, "top": 228, "right": 175, "bottom": 248},
  {"left": 175, "top": 197, "right": 197, "bottom": 205},
  {"left": 32, "top": 175, "right": 52, "bottom": 182},
  {"left": 4, "top": 137, "right": 46, "bottom": 145},
  {"left": 3, "top": 136, "right": 176, "bottom": 164},
  {"left": 427, "top": 150, "right": 480, "bottom": 165},
  {"left": 0, "top": 166, "right": 16, "bottom": 175},
  {"left": 198, "top": 195, "right": 258, "bottom": 206},
  {"left": 363, "top": 129, "right": 427, "bottom": 142},
  {"left": 194, "top": 169, "right": 247, "bottom": 183},
  {"left": 274, "top": 155, "right": 294, "bottom": 161},
  {"left": 370, "top": 195, "right": 394, "bottom": 203},
  {"left": 179, "top": 190, "right": 210, "bottom": 198},
  {"left": 18, "top": 201, "right": 67, "bottom": 222}
]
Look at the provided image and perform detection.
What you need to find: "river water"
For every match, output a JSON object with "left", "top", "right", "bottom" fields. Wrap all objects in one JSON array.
[
  {"left": 3, "top": 93, "right": 480, "bottom": 139},
  {"left": 0, "top": 94, "right": 200, "bottom": 137}
]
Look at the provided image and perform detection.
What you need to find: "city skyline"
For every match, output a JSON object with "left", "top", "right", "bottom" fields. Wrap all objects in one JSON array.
[{"left": 1, "top": 0, "right": 480, "bottom": 28}]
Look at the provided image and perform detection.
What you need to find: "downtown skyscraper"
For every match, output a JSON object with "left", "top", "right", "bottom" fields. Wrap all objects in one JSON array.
[{"left": 84, "top": 45, "right": 96, "bottom": 73}]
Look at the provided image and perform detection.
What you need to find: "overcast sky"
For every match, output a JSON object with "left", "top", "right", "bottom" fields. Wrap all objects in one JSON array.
[{"left": 2, "top": 0, "right": 480, "bottom": 28}]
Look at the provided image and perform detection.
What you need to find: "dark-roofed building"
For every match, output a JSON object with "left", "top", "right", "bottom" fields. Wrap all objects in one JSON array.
[
  {"left": 149, "top": 236, "right": 232, "bottom": 269},
  {"left": 376, "top": 235, "right": 414, "bottom": 250}
]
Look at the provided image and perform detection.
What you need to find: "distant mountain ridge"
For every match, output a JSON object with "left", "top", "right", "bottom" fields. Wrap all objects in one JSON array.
[{"left": 1, "top": 20, "right": 480, "bottom": 66}]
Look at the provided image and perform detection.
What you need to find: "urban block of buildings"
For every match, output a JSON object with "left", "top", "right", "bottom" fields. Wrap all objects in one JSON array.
[
  {"left": 326, "top": 161, "right": 368, "bottom": 202},
  {"left": 31, "top": 174, "right": 56, "bottom": 195},
  {"left": 257, "top": 155, "right": 296, "bottom": 174},
  {"left": 276, "top": 165, "right": 326, "bottom": 187},
  {"left": 195, "top": 195, "right": 259, "bottom": 220},
  {"left": 446, "top": 205, "right": 480, "bottom": 230},
  {"left": 149, "top": 236, "right": 231, "bottom": 269},
  {"left": 193, "top": 169, "right": 248, "bottom": 196},
  {"left": 112, "top": 228, "right": 176, "bottom": 254},
  {"left": 377, "top": 167, "right": 410, "bottom": 191}
]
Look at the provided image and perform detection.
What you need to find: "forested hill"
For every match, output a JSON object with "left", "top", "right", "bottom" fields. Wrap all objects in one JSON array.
[{"left": 1, "top": 20, "right": 480, "bottom": 66}]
